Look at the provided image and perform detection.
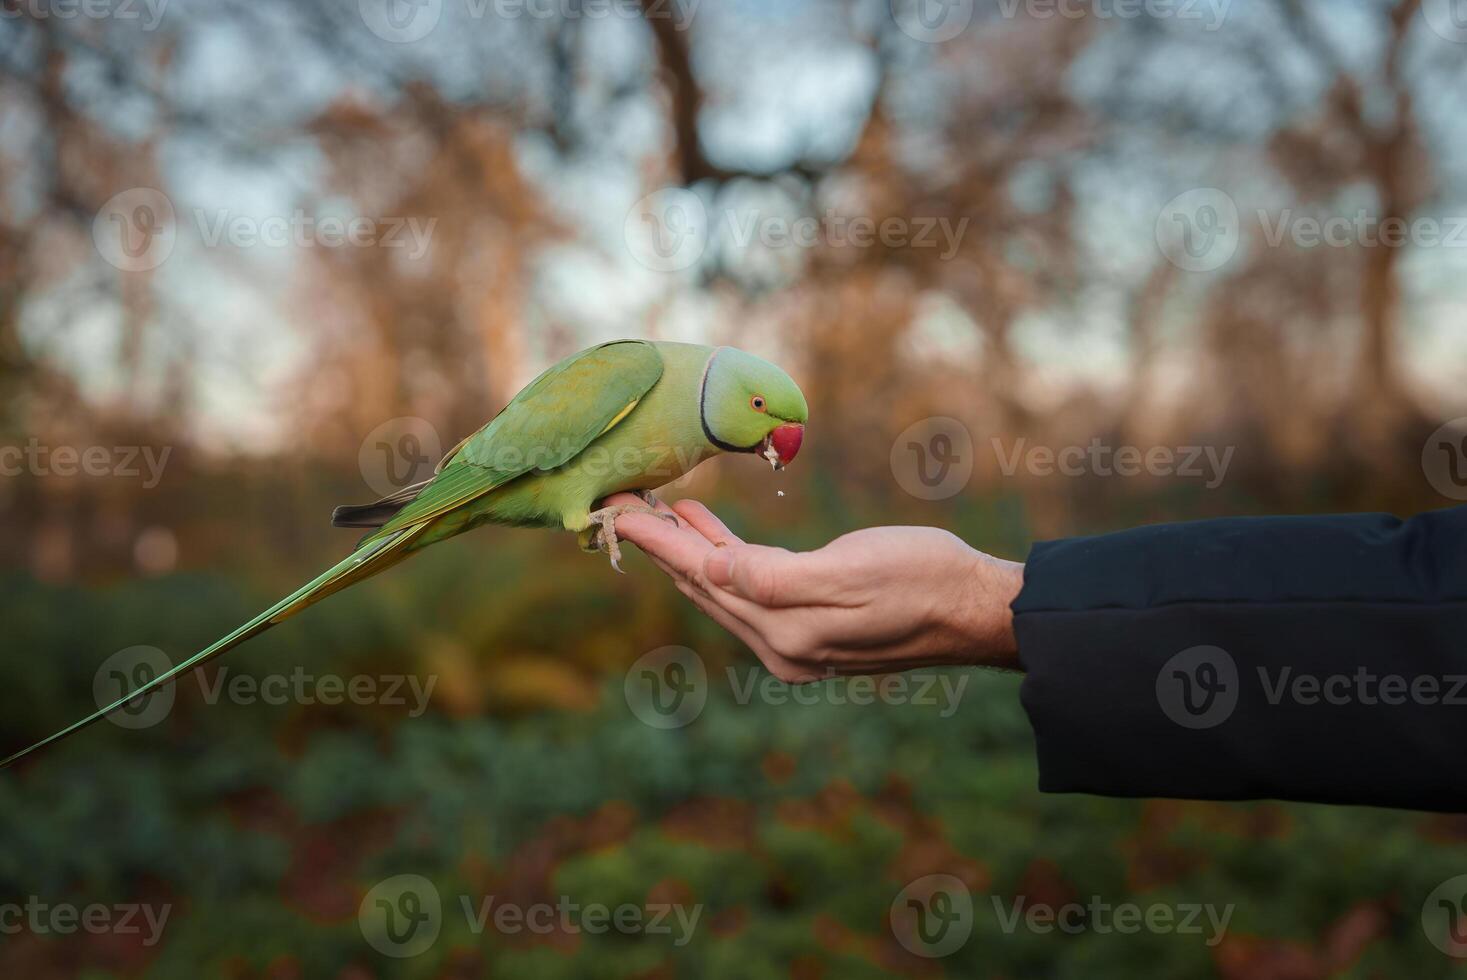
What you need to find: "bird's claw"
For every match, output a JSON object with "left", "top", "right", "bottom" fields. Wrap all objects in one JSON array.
[{"left": 585, "top": 503, "right": 677, "bottom": 573}]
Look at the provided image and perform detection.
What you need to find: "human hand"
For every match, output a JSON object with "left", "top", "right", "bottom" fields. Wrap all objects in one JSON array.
[{"left": 610, "top": 494, "right": 1025, "bottom": 683}]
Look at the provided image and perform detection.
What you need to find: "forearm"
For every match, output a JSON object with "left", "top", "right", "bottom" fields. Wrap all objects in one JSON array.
[{"left": 1012, "top": 506, "right": 1467, "bottom": 812}]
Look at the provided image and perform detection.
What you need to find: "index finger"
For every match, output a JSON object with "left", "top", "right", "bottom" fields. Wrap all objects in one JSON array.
[{"left": 615, "top": 509, "right": 716, "bottom": 579}]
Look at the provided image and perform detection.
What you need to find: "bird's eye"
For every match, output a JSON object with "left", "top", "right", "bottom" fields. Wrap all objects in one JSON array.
[{"left": 751, "top": 396, "right": 766, "bottom": 412}]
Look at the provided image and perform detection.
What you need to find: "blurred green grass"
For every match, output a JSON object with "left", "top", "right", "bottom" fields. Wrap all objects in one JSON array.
[{"left": 1, "top": 485, "right": 1463, "bottom": 978}]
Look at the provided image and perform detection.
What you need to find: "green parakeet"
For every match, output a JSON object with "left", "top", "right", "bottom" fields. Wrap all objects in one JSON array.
[{"left": 3, "top": 340, "right": 808, "bottom": 767}]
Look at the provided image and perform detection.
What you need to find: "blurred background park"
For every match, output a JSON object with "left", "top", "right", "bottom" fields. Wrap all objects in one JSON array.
[{"left": 2, "top": 0, "right": 1467, "bottom": 975}]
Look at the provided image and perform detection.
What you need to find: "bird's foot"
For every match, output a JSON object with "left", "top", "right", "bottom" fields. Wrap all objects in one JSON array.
[{"left": 581, "top": 504, "right": 677, "bottom": 573}]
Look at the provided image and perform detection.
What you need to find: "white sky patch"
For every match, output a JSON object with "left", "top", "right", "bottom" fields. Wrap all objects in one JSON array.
[
  {"left": 905, "top": 292, "right": 983, "bottom": 364},
  {"left": 1014, "top": 308, "right": 1132, "bottom": 401},
  {"left": 1405, "top": 302, "right": 1467, "bottom": 406}
]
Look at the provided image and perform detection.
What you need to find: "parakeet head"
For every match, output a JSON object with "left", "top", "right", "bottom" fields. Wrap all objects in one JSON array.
[{"left": 700, "top": 346, "right": 808, "bottom": 470}]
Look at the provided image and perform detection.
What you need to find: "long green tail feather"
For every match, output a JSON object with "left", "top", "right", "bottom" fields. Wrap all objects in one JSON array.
[{"left": 1, "top": 525, "right": 427, "bottom": 769}]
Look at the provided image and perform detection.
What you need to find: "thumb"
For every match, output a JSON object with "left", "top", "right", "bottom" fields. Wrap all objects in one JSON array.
[{"left": 703, "top": 544, "right": 811, "bottom": 608}]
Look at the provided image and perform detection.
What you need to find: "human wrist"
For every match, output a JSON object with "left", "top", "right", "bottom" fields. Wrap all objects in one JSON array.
[{"left": 950, "top": 551, "right": 1024, "bottom": 671}]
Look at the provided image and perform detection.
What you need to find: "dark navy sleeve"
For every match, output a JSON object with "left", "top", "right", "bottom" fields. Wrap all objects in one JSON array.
[{"left": 1012, "top": 506, "right": 1467, "bottom": 812}]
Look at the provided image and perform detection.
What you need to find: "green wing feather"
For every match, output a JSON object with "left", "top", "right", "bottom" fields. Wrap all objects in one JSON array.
[
  {"left": 366, "top": 339, "right": 664, "bottom": 539},
  {"left": 1, "top": 340, "right": 664, "bottom": 768}
]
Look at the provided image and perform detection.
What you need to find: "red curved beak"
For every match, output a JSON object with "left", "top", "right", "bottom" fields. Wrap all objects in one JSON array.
[{"left": 768, "top": 423, "right": 804, "bottom": 469}]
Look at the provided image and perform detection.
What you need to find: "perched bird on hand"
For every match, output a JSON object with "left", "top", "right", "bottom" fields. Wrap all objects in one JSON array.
[{"left": 3, "top": 340, "right": 807, "bottom": 767}]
